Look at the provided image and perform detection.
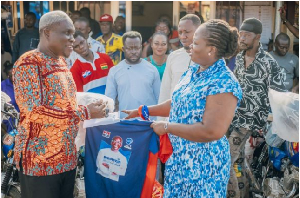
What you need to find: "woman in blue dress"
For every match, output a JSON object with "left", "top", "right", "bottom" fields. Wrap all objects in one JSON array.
[{"left": 124, "top": 19, "right": 242, "bottom": 197}]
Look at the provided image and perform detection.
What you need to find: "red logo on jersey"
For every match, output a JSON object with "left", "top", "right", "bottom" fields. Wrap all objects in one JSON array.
[{"left": 102, "top": 130, "right": 111, "bottom": 138}]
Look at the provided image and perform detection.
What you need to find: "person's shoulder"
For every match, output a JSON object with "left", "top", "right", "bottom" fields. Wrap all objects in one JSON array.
[
  {"left": 169, "top": 47, "right": 186, "bottom": 56},
  {"left": 112, "top": 34, "right": 123, "bottom": 43},
  {"left": 109, "top": 60, "right": 126, "bottom": 73},
  {"left": 287, "top": 52, "right": 299, "bottom": 61},
  {"left": 14, "top": 50, "right": 39, "bottom": 66}
]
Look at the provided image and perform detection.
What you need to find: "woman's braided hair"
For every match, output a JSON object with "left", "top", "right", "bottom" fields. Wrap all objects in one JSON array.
[{"left": 204, "top": 19, "right": 239, "bottom": 59}]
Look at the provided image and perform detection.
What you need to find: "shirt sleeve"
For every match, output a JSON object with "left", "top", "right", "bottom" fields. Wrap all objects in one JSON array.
[
  {"left": 207, "top": 77, "right": 243, "bottom": 106},
  {"left": 102, "top": 53, "right": 114, "bottom": 68},
  {"left": 13, "top": 62, "right": 90, "bottom": 126},
  {"left": 105, "top": 68, "right": 118, "bottom": 102},
  {"left": 158, "top": 54, "right": 172, "bottom": 103},
  {"left": 269, "top": 58, "right": 288, "bottom": 92},
  {"left": 70, "top": 61, "right": 84, "bottom": 92}
]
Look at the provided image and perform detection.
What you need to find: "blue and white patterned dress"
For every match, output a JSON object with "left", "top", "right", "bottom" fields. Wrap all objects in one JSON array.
[{"left": 164, "top": 59, "right": 242, "bottom": 198}]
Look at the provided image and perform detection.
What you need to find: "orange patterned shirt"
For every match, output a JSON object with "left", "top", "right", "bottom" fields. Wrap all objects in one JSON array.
[{"left": 13, "top": 50, "right": 90, "bottom": 176}]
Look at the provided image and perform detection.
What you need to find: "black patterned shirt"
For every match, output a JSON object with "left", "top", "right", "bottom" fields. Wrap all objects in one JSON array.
[{"left": 231, "top": 44, "right": 287, "bottom": 131}]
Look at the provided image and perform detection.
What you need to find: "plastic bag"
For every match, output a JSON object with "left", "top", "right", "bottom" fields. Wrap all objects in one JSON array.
[
  {"left": 268, "top": 89, "right": 299, "bottom": 142},
  {"left": 75, "top": 92, "right": 115, "bottom": 151}
]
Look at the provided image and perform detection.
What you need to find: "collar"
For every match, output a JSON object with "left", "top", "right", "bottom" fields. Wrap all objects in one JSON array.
[
  {"left": 241, "top": 42, "right": 265, "bottom": 60},
  {"left": 77, "top": 50, "right": 99, "bottom": 70},
  {"left": 99, "top": 33, "right": 115, "bottom": 43},
  {"left": 191, "top": 59, "right": 225, "bottom": 78}
]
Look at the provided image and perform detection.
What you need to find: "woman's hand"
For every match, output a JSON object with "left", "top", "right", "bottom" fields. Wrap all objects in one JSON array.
[
  {"left": 122, "top": 109, "right": 139, "bottom": 119},
  {"left": 87, "top": 99, "right": 107, "bottom": 119},
  {"left": 150, "top": 121, "right": 168, "bottom": 136}
]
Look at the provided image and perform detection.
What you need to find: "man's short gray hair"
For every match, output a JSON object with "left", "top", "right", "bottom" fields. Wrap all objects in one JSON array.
[{"left": 39, "top": 11, "right": 73, "bottom": 32}]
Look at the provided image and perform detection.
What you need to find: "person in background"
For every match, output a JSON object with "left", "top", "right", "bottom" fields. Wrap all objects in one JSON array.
[
  {"left": 12, "top": 11, "right": 106, "bottom": 198},
  {"left": 267, "top": 39, "right": 274, "bottom": 52},
  {"left": 142, "top": 19, "right": 179, "bottom": 58},
  {"left": 71, "top": 10, "right": 81, "bottom": 24},
  {"left": 71, "top": 31, "right": 113, "bottom": 94},
  {"left": 270, "top": 33, "right": 299, "bottom": 92},
  {"left": 97, "top": 14, "right": 123, "bottom": 66},
  {"left": 105, "top": 31, "right": 160, "bottom": 119},
  {"left": 12, "top": 12, "right": 39, "bottom": 63},
  {"left": 123, "top": 19, "right": 242, "bottom": 197},
  {"left": 1, "top": 62, "right": 19, "bottom": 132},
  {"left": 158, "top": 14, "right": 181, "bottom": 49},
  {"left": 113, "top": 16, "right": 126, "bottom": 36},
  {"left": 66, "top": 17, "right": 105, "bottom": 68},
  {"left": 80, "top": 7, "right": 101, "bottom": 39},
  {"left": 144, "top": 32, "right": 168, "bottom": 80},
  {"left": 227, "top": 18, "right": 287, "bottom": 198},
  {"left": 279, "top": 6, "right": 299, "bottom": 39},
  {"left": 1, "top": 39, "right": 12, "bottom": 80},
  {"left": 158, "top": 14, "right": 201, "bottom": 105}
]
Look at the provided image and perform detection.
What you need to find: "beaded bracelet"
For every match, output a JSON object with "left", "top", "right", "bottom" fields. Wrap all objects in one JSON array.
[{"left": 138, "top": 105, "right": 150, "bottom": 121}]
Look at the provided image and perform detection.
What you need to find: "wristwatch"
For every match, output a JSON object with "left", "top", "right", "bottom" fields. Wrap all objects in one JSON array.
[{"left": 164, "top": 122, "right": 169, "bottom": 133}]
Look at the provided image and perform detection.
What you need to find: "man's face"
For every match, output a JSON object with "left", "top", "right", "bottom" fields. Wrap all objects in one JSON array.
[
  {"left": 74, "top": 21, "right": 91, "bottom": 39},
  {"left": 178, "top": 20, "right": 198, "bottom": 50},
  {"left": 111, "top": 137, "right": 122, "bottom": 151},
  {"left": 100, "top": 21, "right": 112, "bottom": 35},
  {"left": 239, "top": 31, "right": 257, "bottom": 51},
  {"left": 114, "top": 17, "right": 125, "bottom": 32},
  {"left": 71, "top": 13, "right": 81, "bottom": 24},
  {"left": 275, "top": 39, "right": 289, "bottom": 56},
  {"left": 46, "top": 19, "right": 75, "bottom": 58},
  {"left": 25, "top": 15, "right": 36, "bottom": 28},
  {"left": 73, "top": 35, "right": 89, "bottom": 57},
  {"left": 123, "top": 37, "right": 142, "bottom": 64}
]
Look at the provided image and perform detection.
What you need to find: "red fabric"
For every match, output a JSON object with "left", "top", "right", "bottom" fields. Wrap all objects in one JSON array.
[{"left": 140, "top": 134, "right": 173, "bottom": 198}]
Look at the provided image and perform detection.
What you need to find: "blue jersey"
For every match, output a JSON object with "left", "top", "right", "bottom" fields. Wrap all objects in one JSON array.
[{"left": 85, "top": 119, "right": 159, "bottom": 198}]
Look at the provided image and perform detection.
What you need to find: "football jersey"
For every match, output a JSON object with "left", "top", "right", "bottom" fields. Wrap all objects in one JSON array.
[{"left": 85, "top": 119, "right": 161, "bottom": 198}]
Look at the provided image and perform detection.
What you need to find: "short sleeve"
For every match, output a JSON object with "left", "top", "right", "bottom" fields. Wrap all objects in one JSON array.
[{"left": 207, "top": 77, "right": 243, "bottom": 106}]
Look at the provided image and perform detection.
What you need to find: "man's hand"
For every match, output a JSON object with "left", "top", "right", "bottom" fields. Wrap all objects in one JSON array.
[
  {"left": 150, "top": 121, "right": 168, "bottom": 136},
  {"left": 87, "top": 99, "right": 107, "bottom": 119},
  {"left": 122, "top": 109, "right": 139, "bottom": 119},
  {"left": 279, "top": 6, "right": 287, "bottom": 21}
]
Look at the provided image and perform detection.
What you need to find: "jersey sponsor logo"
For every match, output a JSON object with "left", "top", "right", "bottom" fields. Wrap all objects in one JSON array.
[
  {"left": 82, "top": 70, "right": 92, "bottom": 78},
  {"left": 124, "top": 138, "right": 133, "bottom": 150},
  {"left": 102, "top": 130, "right": 111, "bottom": 138}
]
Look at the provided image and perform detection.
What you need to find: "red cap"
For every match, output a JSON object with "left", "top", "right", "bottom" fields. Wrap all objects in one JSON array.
[{"left": 99, "top": 14, "right": 113, "bottom": 22}]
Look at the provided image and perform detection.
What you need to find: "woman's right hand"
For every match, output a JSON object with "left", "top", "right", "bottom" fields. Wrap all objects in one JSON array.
[{"left": 122, "top": 109, "right": 139, "bottom": 119}]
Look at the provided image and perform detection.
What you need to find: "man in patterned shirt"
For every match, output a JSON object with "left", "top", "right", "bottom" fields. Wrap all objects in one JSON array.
[
  {"left": 13, "top": 11, "right": 107, "bottom": 198},
  {"left": 227, "top": 18, "right": 287, "bottom": 198}
]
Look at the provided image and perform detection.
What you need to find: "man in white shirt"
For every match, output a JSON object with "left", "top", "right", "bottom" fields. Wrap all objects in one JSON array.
[
  {"left": 96, "top": 136, "right": 127, "bottom": 182},
  {"left": 158, "top": 14, "right": 201, "bottom": 104},
  {"left": 66, "top": 17, "right": 105, "bottom": 69},
  {"left": 105, "top": 31, "right": 160, "bottom": 119}
]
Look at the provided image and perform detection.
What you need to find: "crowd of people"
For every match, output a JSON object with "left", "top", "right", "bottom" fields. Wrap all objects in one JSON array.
[{"left": 1, "top": 5, "right": 299, "bottom": 198}]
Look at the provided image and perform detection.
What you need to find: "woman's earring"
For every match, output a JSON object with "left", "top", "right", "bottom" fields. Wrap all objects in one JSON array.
[{"left": 208, "top": 52, "right": 211, "bottom": 56}]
